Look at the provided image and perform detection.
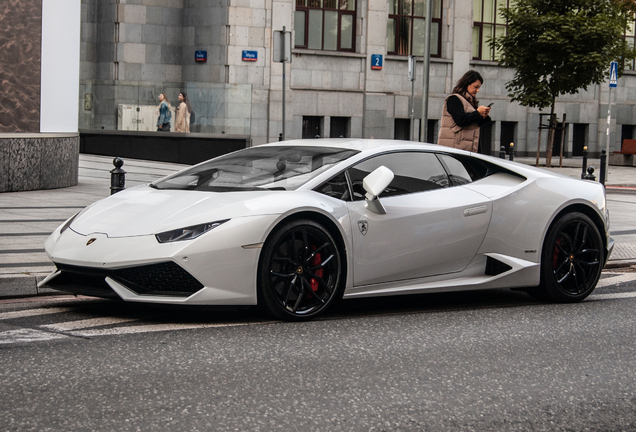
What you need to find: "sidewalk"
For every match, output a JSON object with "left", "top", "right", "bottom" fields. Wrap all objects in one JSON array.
[{"left": 1, "top": 153, "right": 635, "bottom": 298}]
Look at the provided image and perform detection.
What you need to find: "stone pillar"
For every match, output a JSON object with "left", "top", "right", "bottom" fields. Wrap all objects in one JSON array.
[{"left": 451, "top": 0, "right": 473, "bottom": 86}]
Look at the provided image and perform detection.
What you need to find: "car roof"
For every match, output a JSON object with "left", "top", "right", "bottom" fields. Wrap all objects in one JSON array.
[{"left": 260, "top": 138, "right": 448, "bottom": 154}]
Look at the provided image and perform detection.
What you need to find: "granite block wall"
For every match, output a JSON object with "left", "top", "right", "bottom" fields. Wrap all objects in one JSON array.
[
  {"left": 0, "top": 136, "right": 79, "bottom": 192},
  {"left": 0, "top": 0, "right": 42, "bottom": 133}
]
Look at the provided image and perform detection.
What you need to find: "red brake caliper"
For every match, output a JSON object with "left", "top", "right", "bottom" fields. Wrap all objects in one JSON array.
[
  {"left": 552, "top": 239, "right": 562, "bottom": 267},
  {"left": 309, "top": 246, "right": 323, "bottom": 292}
]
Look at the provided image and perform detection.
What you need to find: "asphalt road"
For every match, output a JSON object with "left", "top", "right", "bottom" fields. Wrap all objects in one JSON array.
[{"left": 1, "top": 270, "right": 636, "bottom": 431}]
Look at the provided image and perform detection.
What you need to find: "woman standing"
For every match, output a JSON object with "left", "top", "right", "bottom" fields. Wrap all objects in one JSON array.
[
  {"left": 438, "top": 70, "right": 491, "bottom": 152},
  {"left": 174, "top": 92, "right": 190, "bottom": 133},
  {"left": 156, "top": 93, "right": 172, "bottom": 132}
]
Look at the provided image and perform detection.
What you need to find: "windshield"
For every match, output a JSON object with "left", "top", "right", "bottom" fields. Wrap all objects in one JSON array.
[{"left": 152, "top": 146, "right": 359, "bottom": 192}]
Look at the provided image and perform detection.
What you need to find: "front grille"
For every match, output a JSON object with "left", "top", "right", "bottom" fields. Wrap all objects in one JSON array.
[
  {"left": 46, "top": 266, "right": 118, "bottom": 299},
  {"left": 113, "top": 262, "right": 204, "bottom": 296},
  {"left": 485, "top": 256, "right": 513, "bottom": 276},
  {"left": 49, "top": 262, "right": 203, "bottom": 298}
]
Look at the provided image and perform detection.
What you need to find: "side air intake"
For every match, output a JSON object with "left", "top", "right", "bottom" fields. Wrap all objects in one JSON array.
[{"left": 485, "top": 256, "right": 513, "bottom": 276}]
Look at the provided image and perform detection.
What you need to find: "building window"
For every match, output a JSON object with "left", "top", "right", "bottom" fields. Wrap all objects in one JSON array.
[
  {"left": 500, "top": 121, "right": 516, "bottom": 152},
  {"left": 478, "top": 122, "right": 494, "bottom": 154},
  {"left": 303, "top": 116, "right": 323, "bottom": 138},
  {"left": 572, "top": 123, "right": 587, "bottom": 157},
  {"left": 622, "top": 124, "right": 634, "bottom": 143},
  {"left": 387, "top": 0, "right": 442, "bottom": 56},
  {"left": 394, "top": 118, "right": 411, "bottom": 140},
  {"left": 295, "top": 0, "right": 356, "bottom": 51},
  {"left": 330, "top": 117, "right": 351, "bottom": 137},
  {"left": 472, "top": 0, "right": 510, "bottom": 61}
]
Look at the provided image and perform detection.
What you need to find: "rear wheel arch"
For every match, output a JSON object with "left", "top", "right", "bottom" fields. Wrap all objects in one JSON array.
[
  {"left": 545, "top": 203, "right": 607, "bottom": 253},
  {"left": 534, "top": 208, "right": 604, "bottom": 302}
]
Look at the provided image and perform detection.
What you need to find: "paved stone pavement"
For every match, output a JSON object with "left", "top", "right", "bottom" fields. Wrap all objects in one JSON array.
[{"left": 0, "top": 153, "right": 634, "bottom": 298}]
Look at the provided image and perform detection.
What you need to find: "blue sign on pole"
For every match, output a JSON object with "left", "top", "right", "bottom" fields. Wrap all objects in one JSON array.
[
  {"left": 610, "top": 61, "right": 618, "bottom": 88},
  {"left": 371, "top": 54, "right": 383, "bottom": 70},
  {"left": 242, "top": 50, "right": 258, "bottom": 61}
]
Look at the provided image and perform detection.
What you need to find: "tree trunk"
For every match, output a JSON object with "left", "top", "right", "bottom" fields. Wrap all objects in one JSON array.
[{"left": 545, "top": 97, "right": 556, "bottom": 167}]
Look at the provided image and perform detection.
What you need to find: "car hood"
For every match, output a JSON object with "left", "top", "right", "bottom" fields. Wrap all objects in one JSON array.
[{"left": 70, "top": 185, "right": 285, "bottom": 237}]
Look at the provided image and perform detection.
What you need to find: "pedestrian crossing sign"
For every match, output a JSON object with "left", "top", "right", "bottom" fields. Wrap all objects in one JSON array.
[{"left": 610, "top": 61, "right": 618, "bottom": 88}]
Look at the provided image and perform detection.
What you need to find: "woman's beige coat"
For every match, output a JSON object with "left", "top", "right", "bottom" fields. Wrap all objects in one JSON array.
[
  {"left": 438, "top": 94, "right": 480, "bottom": 152},
  {"left": 175, "top": 102, "right": 190, "bottom": 133}
]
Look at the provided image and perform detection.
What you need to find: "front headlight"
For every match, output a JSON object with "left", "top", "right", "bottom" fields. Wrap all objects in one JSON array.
[{"left": 155, "top": 219, "right": 230, "bottom": 243}]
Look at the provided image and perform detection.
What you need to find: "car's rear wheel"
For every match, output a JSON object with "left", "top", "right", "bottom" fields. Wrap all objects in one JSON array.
[
  {"left": 535, "top": 212, "right": 603, "bottom": 302},
  {"left": 258, "top": 219, "right": 343, "bottom": 321}
]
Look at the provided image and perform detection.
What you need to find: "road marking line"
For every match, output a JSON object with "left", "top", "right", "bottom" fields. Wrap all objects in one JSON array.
[
  {"left": 68, "top": 321, "right": 268, "bottom": 337},
  {"left": 0, "top": 307, "right": 72, "bottom": 320},
  {"left": 0, "top": 328, "right": 68, "bottom": 344},
  {"left": 41, "top": 317, "right": 140, "bottom": 332},
  {"left": 590, "top": 292, "right": 636, "bottom": 300},
  {"left": 596, "top": 273, "right": 636, "bottom": 288}
]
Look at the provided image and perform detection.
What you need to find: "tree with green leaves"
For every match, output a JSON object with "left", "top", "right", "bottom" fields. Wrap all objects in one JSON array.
[{"left": 493, "top": 0, "right": 636, "bottom": 166}]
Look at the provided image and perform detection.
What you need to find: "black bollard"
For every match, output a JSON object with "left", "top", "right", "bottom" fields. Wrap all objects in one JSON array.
[
  {"left": 509, "top": 142, "right": 515, "bottom": 161},
  {"left": 499, "top": 145, "right": 506, "bottom": 159},
  {"left": 279, "top": 133, "right": 283, "bottom": 141},
  {"left": 581, "top": 146, "right": 588, "bottom": 180},
  {"left": 584, "top": 166, "right": 596, "bottom": 182},
  {"left": 599, "top": 149, "right": 607, "bottom": 186},
  {"left": 110, "top": 157, "right": 126, "bottom": 195}
]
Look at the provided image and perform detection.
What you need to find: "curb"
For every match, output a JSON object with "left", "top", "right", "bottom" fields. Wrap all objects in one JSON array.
[
  {"left": 606, "top": 186, "right": 636, "bottom": 195},
  {"left": 0, "top": 275, "right": 60, "bottom": 299}
]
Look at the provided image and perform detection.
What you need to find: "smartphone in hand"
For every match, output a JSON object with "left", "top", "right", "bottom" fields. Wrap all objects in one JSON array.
[{"left": 487, "top": 103, "right": 494, "bottom": 107}]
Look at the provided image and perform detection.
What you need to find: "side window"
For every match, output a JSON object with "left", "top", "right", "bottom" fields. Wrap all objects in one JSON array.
[
  {"left": 347, "top": 152, "right": 449, "bottom": 200},
  {"left": 315, "top": 172, "right": 350, "bottom": 201},
  {"left": 437, "top": 154, "right": 473, "bottom": 186}
]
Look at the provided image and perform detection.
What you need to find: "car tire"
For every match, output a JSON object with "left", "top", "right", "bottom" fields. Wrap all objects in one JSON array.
[
  {"left": 536, "top": 212, "right": 604, "bottom": 302},
  {"left": 258, "top": 219, "right": 344, "bottom": 321}
]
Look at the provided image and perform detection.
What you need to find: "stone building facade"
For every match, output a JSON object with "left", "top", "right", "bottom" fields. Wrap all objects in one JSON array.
[{"left": 78, "top": 0, "right": 636, "bottom": 157}]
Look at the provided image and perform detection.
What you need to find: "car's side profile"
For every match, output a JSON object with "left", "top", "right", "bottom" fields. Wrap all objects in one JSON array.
[{"left": 41, "top": 140, "right": 613, "bottom": 321}]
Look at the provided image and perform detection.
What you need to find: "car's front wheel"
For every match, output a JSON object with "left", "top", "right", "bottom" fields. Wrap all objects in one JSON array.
[
  {"left": 535, "top": 212, "right": 603, "bottom": 302},
  {"left": 258, "top": 219, "right": 344, "bottom": 321}
]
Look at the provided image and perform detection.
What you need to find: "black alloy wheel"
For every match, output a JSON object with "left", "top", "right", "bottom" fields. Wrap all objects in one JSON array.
[
  {"left": 259, "top": 219, "right": 343, "bottom": 321},
  {"left": 538, "top": 212, "right": 603, "bottom": 302}
]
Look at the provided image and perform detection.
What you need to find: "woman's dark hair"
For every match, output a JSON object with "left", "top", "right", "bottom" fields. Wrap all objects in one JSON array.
[
  {"left": 452, "top": 70, "right": 483, "bottom": 107},
  {"left": 180, "top": 91, "right": 187, "bottom": 100}
]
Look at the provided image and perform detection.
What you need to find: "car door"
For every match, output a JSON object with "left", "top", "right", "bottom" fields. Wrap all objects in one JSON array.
[{"left": 346, "top": 151, "right": 492, "bottom": 287}]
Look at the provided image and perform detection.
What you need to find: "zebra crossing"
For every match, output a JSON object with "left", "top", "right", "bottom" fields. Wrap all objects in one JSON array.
[{"left": 1, "top": 270, "right": 636, "bottom": 345}]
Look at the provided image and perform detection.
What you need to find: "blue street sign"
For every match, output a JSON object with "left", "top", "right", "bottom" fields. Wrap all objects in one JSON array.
[
  {"left": 195, "top": 51, "right": 207, "bottom": 62},
  {"left": 242, "top": 50, "right": 258, "bottom": 61},
  {"left": 610, "top": 61, "right": 618, "bottom": 88},
  {"left": 371, "top": 54, "right": 383, "bottom": 70}
]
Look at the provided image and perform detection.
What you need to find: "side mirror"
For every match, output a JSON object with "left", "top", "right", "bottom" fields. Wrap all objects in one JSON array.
[{"left": 362, "top": 166, "right": 394, "bottom": 214}]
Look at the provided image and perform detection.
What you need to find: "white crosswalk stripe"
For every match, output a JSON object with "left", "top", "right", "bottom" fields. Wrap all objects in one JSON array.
[
  {"left": 0, "top": 328, "right": 69, "bottom": 344},
  {"left": 68, "top": 321, "right": 262, "bottom": 338},
  {"left": 0, "top": 307, "right": 73, "bottom": 320},
  {"left": 0, "top": 273, "right": 635, "bottom": 345},
  {"left": 596, "top": 273, "right": 636, "bottom": 288},
  {"left": 41, "top": 317, "right": 141, "bottom": 332}
]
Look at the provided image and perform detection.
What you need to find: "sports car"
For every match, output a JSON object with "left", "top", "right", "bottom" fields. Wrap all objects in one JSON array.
[{"left": 41, "top": 139, "right": 614, "bottom": 321}]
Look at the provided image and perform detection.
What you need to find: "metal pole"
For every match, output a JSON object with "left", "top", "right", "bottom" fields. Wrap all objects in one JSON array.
[
  {"left": 282, "top": 26, "right": 286, "bottom": 141},
  {"left": 605, "top": 86, "right": 612, "bottom": 184},
  {"left": 409, "top": 56, "right": 416, "bottom": 141},
  {"left": 558, "top": 113, "right": 566, "bottom": 168},
  {"left": 419, "top": 0, "right": 432, "bottom": 142}
]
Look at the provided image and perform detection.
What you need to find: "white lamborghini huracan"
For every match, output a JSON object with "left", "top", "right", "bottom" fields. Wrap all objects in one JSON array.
[{"left": 41, "top": 139, "right": 613, "bottom": 321}]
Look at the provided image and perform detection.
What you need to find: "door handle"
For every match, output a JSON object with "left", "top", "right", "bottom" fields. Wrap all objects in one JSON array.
[{"left": 463, "top": 205, "right": 488, "bottom": 217}]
